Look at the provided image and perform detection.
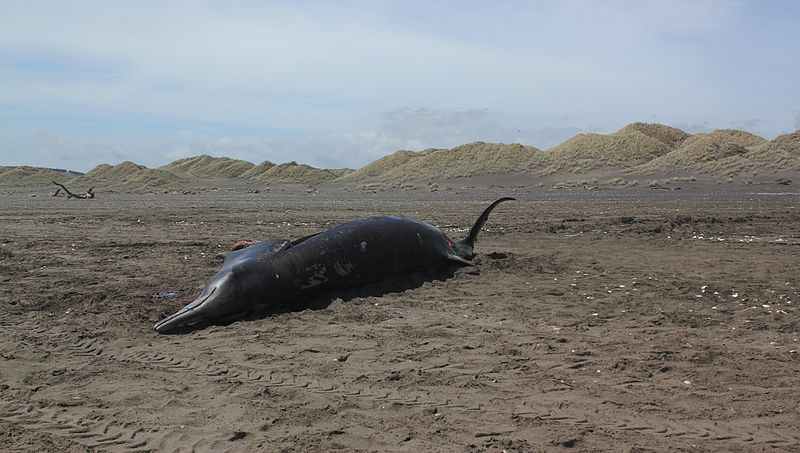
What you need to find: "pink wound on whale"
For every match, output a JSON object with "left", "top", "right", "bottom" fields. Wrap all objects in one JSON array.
[{"left": 230, "top": 240, "right": 258, "bottom": 251}]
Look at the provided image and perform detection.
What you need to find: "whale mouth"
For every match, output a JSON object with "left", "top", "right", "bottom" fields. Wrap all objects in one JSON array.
[{"left": 154, "top": 287, "right": 217, "bottom": 333}]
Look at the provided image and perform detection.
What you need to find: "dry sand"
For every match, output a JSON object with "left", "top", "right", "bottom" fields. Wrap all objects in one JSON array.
[{"left": 1, "top": 181, "right": 798, "bottom": 452}]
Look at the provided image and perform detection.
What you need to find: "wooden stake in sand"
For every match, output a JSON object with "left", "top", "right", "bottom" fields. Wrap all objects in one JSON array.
[{"left": 51, "top": 181, "right": 95, "bottom": 199}]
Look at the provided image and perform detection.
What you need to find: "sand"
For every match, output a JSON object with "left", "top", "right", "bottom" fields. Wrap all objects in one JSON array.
[{"left": 1, "top": 181, "right": 798, "bottom": 452}]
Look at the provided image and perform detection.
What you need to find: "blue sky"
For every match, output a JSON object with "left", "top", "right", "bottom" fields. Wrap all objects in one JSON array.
[{"left": 1, "top": 0, "right": 798, "bottom": 171}]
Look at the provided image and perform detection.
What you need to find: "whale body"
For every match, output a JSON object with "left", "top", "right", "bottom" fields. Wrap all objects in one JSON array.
[{"left": 154, "top": 198, "right": 514, "bottom": 333}]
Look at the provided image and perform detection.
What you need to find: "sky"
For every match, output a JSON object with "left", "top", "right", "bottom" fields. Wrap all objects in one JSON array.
[{"left": 1, "top": 0, "right": 799, "bottom": 172}]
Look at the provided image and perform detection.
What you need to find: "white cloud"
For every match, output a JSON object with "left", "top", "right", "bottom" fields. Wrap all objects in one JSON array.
[
  {"left": 142, "top": 107, "right": 567, "bottom": 170},
  {"left": 670, "top": 122, "right": 711, "bottom": 134},
  {"left": 378, "top": 107, "right": 581, "bottom": 151},
  {"left": 1, "top": 1, "right": 798, "bottom": 169},
  {"left": 2, "top": 107, "right": 590, "bottom": 171},
  {"left": 2, "top": 130, "right": 149, "bottom": 171},
  {"left": 729, "top": 119, "right": 766, "bottom": 130}
]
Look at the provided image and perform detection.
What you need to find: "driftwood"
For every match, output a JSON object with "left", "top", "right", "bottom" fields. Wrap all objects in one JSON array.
[{"left": 52, "top": 182, "right": 95, "bottom": 199}]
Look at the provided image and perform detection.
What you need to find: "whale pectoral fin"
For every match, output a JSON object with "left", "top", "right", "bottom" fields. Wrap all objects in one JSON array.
[
  {"left": 220, "top": 239, "right": 291, "bottom": 269},
  {"left": 290, "top": 232, "right": 321, "bottom": 246},
  {"left": 215, "top": 251, "right": 229, "bottom": 260},
  {"left": 276, "top": 240, "right": 292, "bottom": 254},
  {"left": 276, "top": 232, "right": 322, "bottom": 254},
  {"left": 447, "top": 254, "right": 476, "bottom": 266}
]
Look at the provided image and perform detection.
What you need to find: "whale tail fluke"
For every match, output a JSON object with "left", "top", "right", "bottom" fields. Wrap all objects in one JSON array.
[
  {"left": 462, "top": 197, "right": 515, "bottom": 248},
  {"left": 450, "top": 197, "right": 514, "bottom": 262}
]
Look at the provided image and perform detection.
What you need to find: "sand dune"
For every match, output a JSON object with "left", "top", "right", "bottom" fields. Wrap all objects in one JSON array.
[
  {"left": 68, "top": 161, "right": 146, "bottom": 187},
  {"left": 338, "top": 123, "right": 698, "bottom": 183},
  {"left": 244, "top": 161, "right": 342, "bottom": 185},
  {"left": 338, "top": 150, "right": 421, "bottom": 182},
  {"left": 64, "top": 161, "right": 187, "bottom": 193},
  {"left": 117, "top": 168, "right": 189, "bottom": 192},
  {"left": 159, "top": 155, "right": 255, "bottom": 178},
  {"left": 770, "top": 130, "right": 800, "bottom": 153},
  {"left": 634, "top": 129, "right": 796, "bottom": 175},
  {"left": 543, "top": 128, "right": 674, "bottom": 173},
  {"left": 0, "top": 166, "right": 71, "bottom": 187},
  {"left": 744, "top": 131, "right": 800, "bottom": 171},
  {"left": 2, "top": 123, "right": 799, "bottom": 192},
  {"left": 616, "top": 122, "right": 690, "bottom": 148},
  {"left": 342, "top": 142, "right": 542, "bottom": 184},
  {"left": 67, "top": 157, "right": 342, "bottom": 192},
  {"left": 237, "top": 160, "right": 276, "bottom": 179}
]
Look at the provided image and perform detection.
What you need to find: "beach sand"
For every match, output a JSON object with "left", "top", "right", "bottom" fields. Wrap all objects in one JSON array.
[{"left": 1, "top": 183, "right": 798, "bottom": 451}]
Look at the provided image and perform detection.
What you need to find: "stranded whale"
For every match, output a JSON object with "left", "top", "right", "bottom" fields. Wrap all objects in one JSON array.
[{"left": 154, "top": 197, "right": 514, "bottom": 333}]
